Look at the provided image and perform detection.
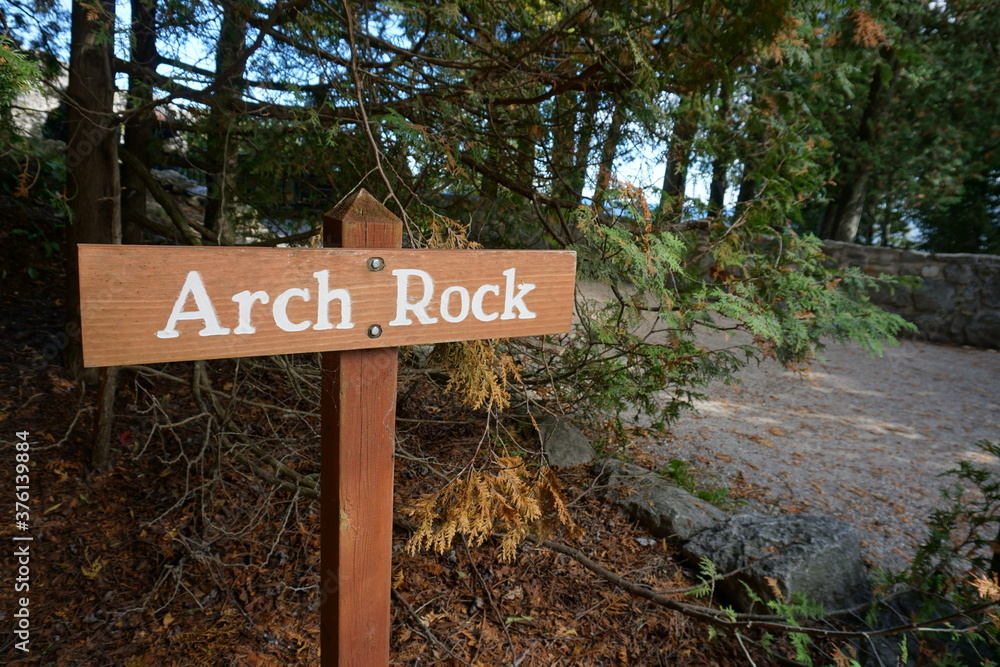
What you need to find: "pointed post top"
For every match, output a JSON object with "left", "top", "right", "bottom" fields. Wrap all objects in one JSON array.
[
  {"left": 325, "top": 189, "right": 401, "bottom": 228},
  {"left": 323, "top": 188, "right": 403, "bottom": 250}
]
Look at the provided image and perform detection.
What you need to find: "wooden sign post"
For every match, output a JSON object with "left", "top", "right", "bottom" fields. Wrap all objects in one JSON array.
[
  {"left": 320, "top": 193, "right": 402, "bottom": 665},
  {"left": 77, "top": 190, "right": 576, "bottom": 665}
]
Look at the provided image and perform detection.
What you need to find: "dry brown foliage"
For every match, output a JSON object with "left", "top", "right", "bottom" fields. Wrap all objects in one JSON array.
[
  {"left": 849, "top": 9, "right": 887, "bottom": 48},
  {"left": 405, "top": 457, "right": 580, "bottom": 562}
]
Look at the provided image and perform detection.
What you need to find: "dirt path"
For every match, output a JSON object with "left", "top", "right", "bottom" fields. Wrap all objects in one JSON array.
[{"left": 643, "top": 333, "right": 1000, "bottom": 572}]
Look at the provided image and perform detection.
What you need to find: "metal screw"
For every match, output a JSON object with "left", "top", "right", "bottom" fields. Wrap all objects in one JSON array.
[
  {"left": 367, "top": 324, "right": 383, "bottom": 339},
  {"left": 367, "top": 257, "right": 385, "bottom": 272}
]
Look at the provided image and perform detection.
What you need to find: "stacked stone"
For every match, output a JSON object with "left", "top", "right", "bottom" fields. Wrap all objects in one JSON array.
[{"left": 823, "top": 240, "right": 1000, "bottom": 348}]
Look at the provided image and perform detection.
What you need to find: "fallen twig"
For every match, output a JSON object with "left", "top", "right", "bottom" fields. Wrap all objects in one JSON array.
[{"left": 391, "top": 588, "right": 474, "bottom": 666}]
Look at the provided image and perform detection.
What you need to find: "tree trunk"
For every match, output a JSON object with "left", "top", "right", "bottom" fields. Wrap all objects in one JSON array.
[
  {"left": 880, "top": 213, "right": 892, "bottom": 247},
  {"left": 204, "top": 0, "right": 247, "bottom": 245},
  {"left": 823, "top": 49, "right": 900, "bottom": 243},
  {"left": 832, "top": 165, "right": 872, "bottom": 243},
  {"left": 515, "top": 131, "right": 537, "bottom": 193},
  {"left": 735, "top": 130, "right": 758, "bottom": 218},
  {"left": 65, "top": 0, "right": 121, "bottom": 381},
  {"left": 550, "top": 90, "right": 581, "bottom": 204},
  {"left": 819, "top": 199, "right": 837, "bottom": 239},
  {"left": 735, "top": 86, "right": 761, "bottom": 220},
  {"left": 593, "top": 100, "right": 624, "bottom": 206},
  {"left": 659, "top": 107, "right": 696, "bottom": 220},
  {"left": 708, "top": 158, "right": 727, "bottom": 218},
  {"left": 66, "top": 0, "right": 122, "bottom": 466},
  {"left": 91, "top": 366, "right": 119, "bottom": 468},
  {"left": 708, "top": 83, "right": 731, "bottom": 218},
  {"left": 121, "top": 0, "right": 157, "bottom": 245},
  {"left": 736, "top": 165, "right": 756, "bottom": 208},
  {"left": 571, "top": 91, "right": 597, "bottom": 201},
  {"left": 543, "top": 88, "right": 586, "bottom": 244}
]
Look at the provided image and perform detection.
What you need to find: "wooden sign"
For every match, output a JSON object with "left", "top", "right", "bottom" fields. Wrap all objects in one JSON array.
[
  {"left": 78, "top": 246, "right": 575, "bottom": 367},
  {"left": 76, "top": 190, "right": 577, "bottom": 666}
]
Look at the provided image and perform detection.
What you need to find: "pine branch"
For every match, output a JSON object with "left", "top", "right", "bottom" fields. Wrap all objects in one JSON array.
[{"left": 394, "top": 515, "right": 998, "bottom": 643}]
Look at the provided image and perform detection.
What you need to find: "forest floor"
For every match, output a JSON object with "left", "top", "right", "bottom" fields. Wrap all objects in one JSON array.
[{"left": 0, "top": 191, "right": 988, "bottom": 666}]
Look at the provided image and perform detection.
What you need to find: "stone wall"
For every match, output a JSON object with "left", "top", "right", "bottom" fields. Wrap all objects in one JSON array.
[{"left": 822, "top": 240, "right": 1000, "bottom": 348}]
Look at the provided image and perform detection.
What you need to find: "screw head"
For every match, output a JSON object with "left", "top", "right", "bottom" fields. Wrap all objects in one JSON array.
[
  {"left": 367, "top": 324, "right": 383, "bottom": 338},
  {"left": 367, "top": 257, "right": 385, "bottom": 272}
]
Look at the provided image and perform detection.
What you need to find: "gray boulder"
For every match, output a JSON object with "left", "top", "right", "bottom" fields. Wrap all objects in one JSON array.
[
  {"left": 912, "top": 314, "right": 949, "bottom": 342},
  {"left": 597, "top": 459, "right": 726, "bottom": 541},
  {"left": 682, "top": 513, "right": 872, "bottom": 614},
  {"left": 537, "top": 416, "right": 592, "bottom": 467},
  {"left": 965, "top": 310, "right": 1000, "bottom": 348},
  {"left": 151, "top": 168, "right": 208, "bottom": 205},
  {"left": 152, "top": 168, "right": 198, "bottom": 193},
  {"left": 982, "top": 275, "right": 1000, "bottom": 309},
  {"left": 870, "top": 282, "right": 912, "bottom": 309},
  {"left": 913, "top": 279, "right": 956, "bottom": 313}
]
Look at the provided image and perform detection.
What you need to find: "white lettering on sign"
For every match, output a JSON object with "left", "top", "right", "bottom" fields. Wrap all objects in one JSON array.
[
  {"left": 471, "top": 283, "right": 500, "bottom": 322},
  {"left": 500, "top": 268, "right": 536, "bottom": 320},
  {"left": 388, "top": 268, "right": 535, "bottom": 326},
  {"left": 389, "top": 269, "right": 438, "bottom": 326},
  {"left": 155, "top": 267, "right": 537, "bottom": 338},
  {"left": 273, "top": 287, "right": 312, "bottom": 332},
  {"left": 439, "top": 286, "right": 470, "bottom": 323},
  {"left": 313, "top": 270, "right": 355, "bottom": 331},
  {"left": 232, "top": 290, "right": 269, "bottom": 334},
  {"left": 156, "top": 271, "right": 230, "bottom": 338}
]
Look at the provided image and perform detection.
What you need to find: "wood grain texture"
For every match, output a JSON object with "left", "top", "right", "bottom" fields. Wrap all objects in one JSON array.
[
  {"left": 321, "top": 190, "right": 401, "bottom": 667},
  {"left": 78, "top": 245, "right": 576, "bottom": 367},
  {"left": 75, "top": 188, "right": 578, "bottom": 666}
]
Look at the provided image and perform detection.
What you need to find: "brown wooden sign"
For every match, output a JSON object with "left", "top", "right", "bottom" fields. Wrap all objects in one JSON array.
[
  {"left": 77, "top": 190, "right": 577, "bottom": 666},
  {"left": 78, "top": 245, "right": 576, "bottom": 367}
]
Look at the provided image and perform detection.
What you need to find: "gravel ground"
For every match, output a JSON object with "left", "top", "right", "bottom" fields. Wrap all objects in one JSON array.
[{"left": 645, "top": 332, "right": 1000, "bottom": 573}]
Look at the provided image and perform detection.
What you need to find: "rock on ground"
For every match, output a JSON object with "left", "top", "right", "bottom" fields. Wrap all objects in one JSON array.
[
  {"left": 537, "top": 415, "right": 593, "bottom": 467},
  {"left": 682, "top": 513, "right": 872, "bottom": 614},
  {"left": 597, "top": 459, "right": 726, "bottom": 541}
]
